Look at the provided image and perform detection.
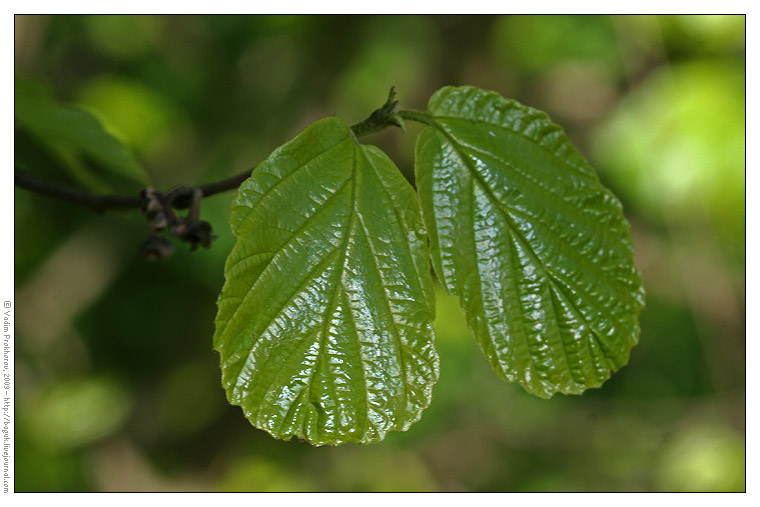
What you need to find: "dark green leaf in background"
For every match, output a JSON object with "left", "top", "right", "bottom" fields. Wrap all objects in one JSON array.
[
  {"left": 15, "top": 75, "right": 148, "bottom": 191},
  {"left": 415, "top": 86, "right": 645, "bottom": 398},
  {"left": 215, "top": 117, "right": 438, "bottom": 445}
]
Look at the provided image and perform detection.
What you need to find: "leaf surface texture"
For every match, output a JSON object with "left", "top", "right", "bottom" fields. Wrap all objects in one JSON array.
[
  {"left": 415, "top": 86, "right": 645, "bottom": 398},
  {"left": 215, "top": 117, "right": 438, "bottom": 445}
]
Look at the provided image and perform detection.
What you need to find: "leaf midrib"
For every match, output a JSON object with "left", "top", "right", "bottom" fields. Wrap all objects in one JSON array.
[
  {"left": 455, "top": 140, "right": 635, "bottom": 312},
  {"left": 428, "top": 119, "right": 618, "bottom": 369},
  {"left": 232, "top": 134, "right": 352, "bottom": 235},
  {"left": 302, "top": 139, "right": 365, "bottom": 439},
  {"left": 429, "top": 113, "right": 593, "bottom": 180},
  {"left": 218, "top": 176, "right": 353, "bottom": 343},
  {"left": 431, "top": 115, "right": 633, "bottom": 265}
]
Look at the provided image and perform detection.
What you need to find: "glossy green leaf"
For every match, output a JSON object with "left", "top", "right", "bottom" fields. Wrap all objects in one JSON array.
[
  {"left": 415, "top": 86, "right": 644, "bottom": 398},
  {"left": 215, "top": 117, "right": 438, "bottom": 445}
]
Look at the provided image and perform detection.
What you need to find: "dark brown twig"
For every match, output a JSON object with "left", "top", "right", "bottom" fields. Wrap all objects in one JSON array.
[
  {"left": 197, "top": 169, "right": 252, "bottom": 198},
  {"left": 14, "top": 168, "right": 143, "bottom": 213},
  {"left": 14, "top": 167, "right": 253, "bottom": 213},
  {"left": 15, "top": 87, "right": 404, "bottom": 214}
]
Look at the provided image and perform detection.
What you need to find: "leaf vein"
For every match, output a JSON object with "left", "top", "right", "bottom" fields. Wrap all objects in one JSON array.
[
  {"left": 432, "top": 119, "right": 621, "bottom": 370},
  {"left": 233, "top": 135, "right": 351, "bottom": 234}
]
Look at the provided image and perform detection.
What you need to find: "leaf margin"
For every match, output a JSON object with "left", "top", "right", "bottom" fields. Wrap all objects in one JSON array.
[
  {"left": 214, "top": 116, "right": 439, "bottom": 445},
  {"left": 414, "top": 85, "right": 645, "bottom": 398}
]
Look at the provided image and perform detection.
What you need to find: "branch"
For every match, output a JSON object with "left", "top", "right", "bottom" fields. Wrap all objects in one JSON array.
[
  {"left": 14, "top": 167, "right": 253, "bottom": 213},
  {"left": 14, "top": 87, "right": 428, "bottom": 260},
  {"left": 14, "top": 169, "right": 143, "bottom": 213},
  {"left": 197, "top": 169, "right": 252, "bottom": 198},
  {"left": 15, "top": 87, "right": 417, "bottom": 213},
  {"left": 349, "top": 86, "right": 405, "bottom": 137}
]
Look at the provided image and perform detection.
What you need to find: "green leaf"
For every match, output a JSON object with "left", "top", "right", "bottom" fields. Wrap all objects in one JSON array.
[
  {"left": 14, "top": 74, "right": 148, "bottom": 190},
  {"left": 215, "top": 117, "right": 438, "bottom": 445},
  {"left": 414, "top": 86, "right": 645, "bottom": 398}
]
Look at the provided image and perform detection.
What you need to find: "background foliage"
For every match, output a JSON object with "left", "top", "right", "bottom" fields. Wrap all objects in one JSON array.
[{"left": 14, "top": 14, "right": 745, "bottom": 492}]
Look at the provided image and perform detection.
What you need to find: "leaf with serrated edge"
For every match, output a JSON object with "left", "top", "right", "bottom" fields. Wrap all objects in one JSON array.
[
  {"left": 415, "top": 86, "right": 644, "bottom": 398},
  {"left": 215, "top": 117, "right": 438, "bottom": 445}
]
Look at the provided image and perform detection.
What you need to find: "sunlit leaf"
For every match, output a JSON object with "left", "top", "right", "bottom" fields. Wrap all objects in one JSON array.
[
  {"left": 592, "top": 61, "right": 745, "bottom": 236},
  {"left": 415, "top": 86, "right": 644, "bottom": 398},
  {"left": 215, "top": 117, "right": 438, "bottom": 445},
  {"left": 76, "top": 75, "right": 179, "bottom": 155}
]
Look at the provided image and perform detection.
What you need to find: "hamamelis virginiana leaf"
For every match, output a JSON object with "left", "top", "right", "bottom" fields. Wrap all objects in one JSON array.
[
  {"left": 414, "top": 86, "right": 645, "bottom": 398},
  {"left": 214, "top": 117, "right": 438, "bottom": 445}
]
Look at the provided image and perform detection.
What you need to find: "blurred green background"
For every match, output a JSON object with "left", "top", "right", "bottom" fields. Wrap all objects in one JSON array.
[{"left": 13, "top": 15, "right": 745, "bottom": 492}]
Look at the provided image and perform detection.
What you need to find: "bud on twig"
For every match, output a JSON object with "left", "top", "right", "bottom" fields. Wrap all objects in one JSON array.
[{"left": 139, "top": 235, "right": 175, "bottom": 261}]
